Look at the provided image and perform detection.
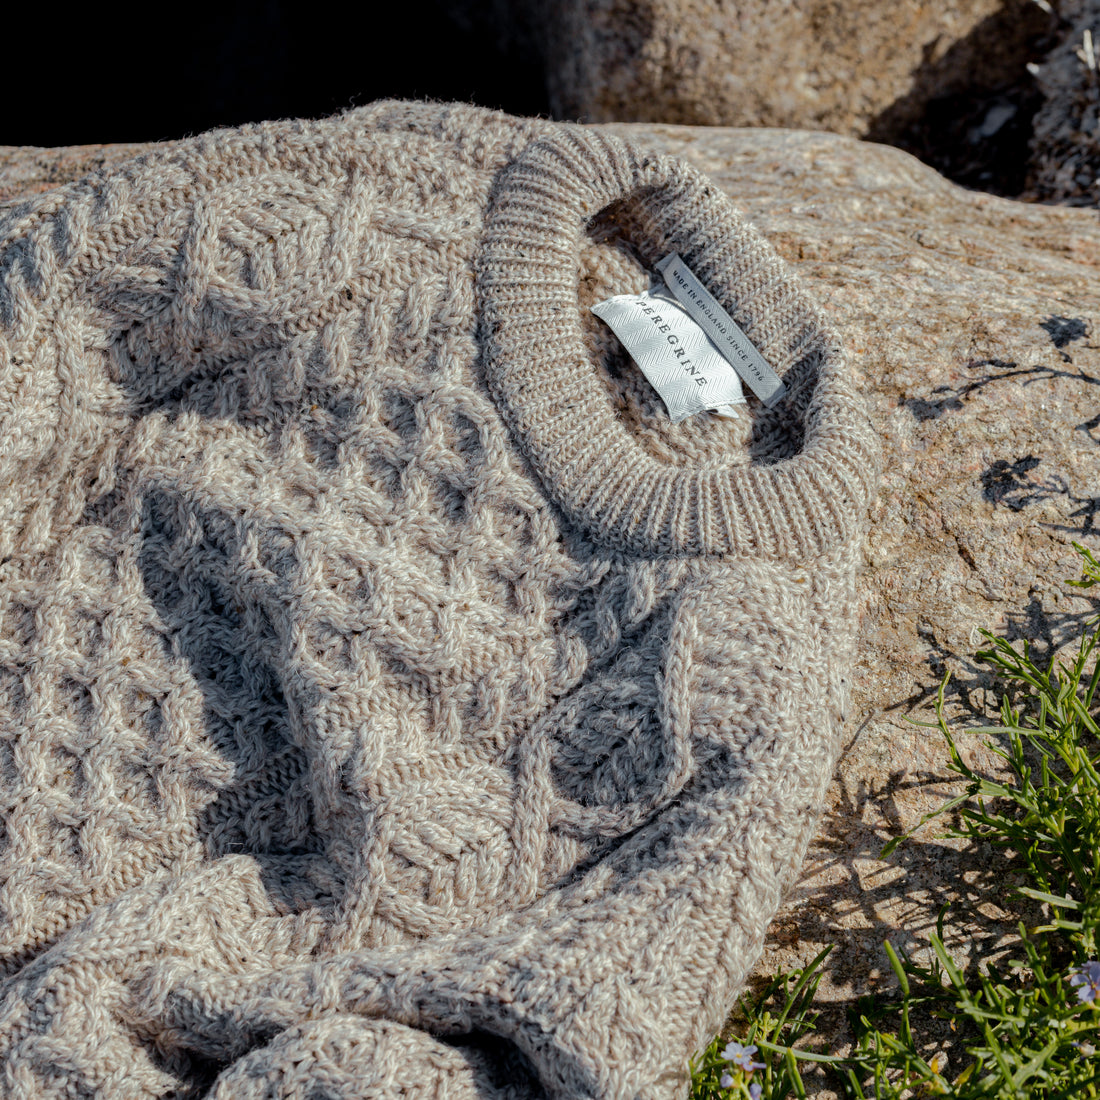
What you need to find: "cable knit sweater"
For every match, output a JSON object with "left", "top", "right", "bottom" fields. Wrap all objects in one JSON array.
[{"left": 0, "top": 100, "right": 878, "bottom": 1098}]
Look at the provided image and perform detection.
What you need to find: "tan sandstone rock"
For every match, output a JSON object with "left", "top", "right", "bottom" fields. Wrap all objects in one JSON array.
[
  {"left": 505, "top": 0, "right": 1053, "bottom": 143},
  {"left": 2, "top": 125, "right": 1099, "bottom": 1093},
  {"left": 0, "top": 142, "right": 157, "bottom": 204}
]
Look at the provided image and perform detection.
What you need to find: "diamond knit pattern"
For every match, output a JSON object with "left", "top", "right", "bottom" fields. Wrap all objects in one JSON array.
[{"left": 0, "top": 101, "right": 878, "bottom": 1098}]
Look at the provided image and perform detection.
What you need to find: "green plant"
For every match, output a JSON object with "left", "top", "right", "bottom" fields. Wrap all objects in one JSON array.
[
  {"left": 847, "top": 542, "right": 1100, "bottom": 1097},
  {"left": 690, "top": 947, "right": 838, "bottom": 1099},
  {"left": 690, "top": 543, "right": 1100, "bottom": 1099}
]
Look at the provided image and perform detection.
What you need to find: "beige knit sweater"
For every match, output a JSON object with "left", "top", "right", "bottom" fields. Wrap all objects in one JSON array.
[{"left": 0, "top": 101, "right": 878, "bottom": 1098}]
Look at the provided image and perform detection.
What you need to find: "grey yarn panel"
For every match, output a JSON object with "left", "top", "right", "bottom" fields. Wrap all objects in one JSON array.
[{"left": 0, "top": 100, "right": 877, "bottom": 1098}]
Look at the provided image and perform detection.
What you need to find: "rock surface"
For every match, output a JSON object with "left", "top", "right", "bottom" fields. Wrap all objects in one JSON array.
[
  {"left": 2, "top": 127, "right": 1099, "bottom": 1094},
  {"left": 467, "top": 0, "right": 1100, "bottom": 205},
  {"left": 503, "top": 0, "right": 1052, "bottom": 142},
  {"left": 1026, "top": 0, "right": 1100, "bottom": 203},
  {"left": 0, "top": 142, "right": 159, "bottom": 204}
]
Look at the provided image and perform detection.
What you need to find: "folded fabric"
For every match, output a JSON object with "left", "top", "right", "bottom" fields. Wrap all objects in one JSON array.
[{"left": 0, "top": 100, "right": 879, "bottom": 1098}]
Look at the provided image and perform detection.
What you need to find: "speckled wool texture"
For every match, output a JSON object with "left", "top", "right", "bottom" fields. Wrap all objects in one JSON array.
[{"left": 0, "top": 100, "right": 878, "bottom": 1098}]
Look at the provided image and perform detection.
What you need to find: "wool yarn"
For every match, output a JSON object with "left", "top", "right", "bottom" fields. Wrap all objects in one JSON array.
[{"left": 0, "top": 100, "right": 878, "bottom": 1098}]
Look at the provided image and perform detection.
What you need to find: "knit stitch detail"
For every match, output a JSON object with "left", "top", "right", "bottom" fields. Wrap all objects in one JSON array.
[
  {"left": 479, "top": 128, "right": 877, "bottom": 557},
  {"left": 0, "top": 100, "right": 878, "bottom": 1099}
]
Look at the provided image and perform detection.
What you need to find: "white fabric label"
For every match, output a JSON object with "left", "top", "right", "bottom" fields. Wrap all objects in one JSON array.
[
  {"left": 655, "top": 253, "right": 786, "bottom": 407},
  {"left": 591, "top": 286, "right": 747, "bottom": 423}
]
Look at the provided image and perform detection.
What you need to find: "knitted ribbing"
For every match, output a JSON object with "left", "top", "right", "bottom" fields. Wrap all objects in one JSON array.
[
  {"left": 0, "top": 100, "right": 878, "bottom": 1098},
  {"left": 480, "top": 128, "right": 874, "bottom": 557}
]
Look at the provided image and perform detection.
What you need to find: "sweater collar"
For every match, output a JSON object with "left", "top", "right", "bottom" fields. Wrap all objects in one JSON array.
[{"left": 477, "top": 126, "right": 879, "bottom": 558}]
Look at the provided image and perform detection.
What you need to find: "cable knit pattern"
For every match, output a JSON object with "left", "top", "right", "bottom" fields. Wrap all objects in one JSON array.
[{"left": 0, "top": 100, "right": 878, "bottom": 1098}]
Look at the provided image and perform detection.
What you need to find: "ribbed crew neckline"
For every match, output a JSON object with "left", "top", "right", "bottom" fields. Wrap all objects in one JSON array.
[{"left": 477, "top": 127, "right": 878, "bottom": 559}]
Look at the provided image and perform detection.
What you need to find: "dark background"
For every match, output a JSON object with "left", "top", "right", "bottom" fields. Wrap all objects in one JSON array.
[
  {"left": 2, "top": 1, "right": 1058, "bottom": 201},
  {"left": 4, "top": 2, "right": 549, "bottom": 146}
]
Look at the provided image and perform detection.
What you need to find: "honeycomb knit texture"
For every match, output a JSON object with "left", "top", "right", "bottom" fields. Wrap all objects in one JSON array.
[{"left": 0, "top": 100, "right": 878, "bottom": 1098}]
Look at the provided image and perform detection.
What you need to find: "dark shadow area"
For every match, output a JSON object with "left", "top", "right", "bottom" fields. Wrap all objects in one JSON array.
[
  {"left": 794, "top": 764, "right": 1049, "bottom": 958},
  {"left": 886, "top": 632, "right": 999, "bottom": 721},
  {"left": 865, "top": 0, "right": 1059, "bottom": 196},
  {"left": 973, "top": 449, "right": 1100, "bottom": 541},
  {"left": 127, "top": 485, "right": 339, "bottom": 916},
  {"left": 980, "top": 454, "right": 1100, "bottom": 540},
  {"left": 0, "top": 1, "right": 550, "bottom": 146},
  {"left": 4, "top": 0, "right": 1067, "bottom": 210},
  {"left": 901, "top": 346, "right": 1100, "bottom": 427},
  {"left": 0, "top": 0, "right": 1075, "bottom": 210},
  {"left": 440, "top": 1031, "right": 544, "bottom": 1096},
  {"left": 980, "top": 454, "right": 1046, "bottom": 509},
  {"left": 1042, "top": 315, "right": 1090, "bottom": 353},
  {"left": 897, "top": 322, "right": 1100, "bottom": 542},
  {"left": 883, "top": 577, "right": 1100, "bottom": 722},
  {"left": 1001, "top": 590, "right": 1100, "bottom": 659}
]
